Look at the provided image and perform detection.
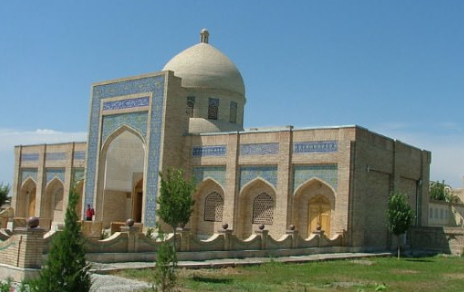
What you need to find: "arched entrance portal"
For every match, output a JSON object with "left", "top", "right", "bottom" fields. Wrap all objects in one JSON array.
[{"left": 100, "top": 129, "right": 145, "bottom": 227}]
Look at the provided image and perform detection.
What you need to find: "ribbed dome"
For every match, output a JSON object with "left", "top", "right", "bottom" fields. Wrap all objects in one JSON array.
[{"left": 162, "top": 31, "right": 245, "bottom": 96}]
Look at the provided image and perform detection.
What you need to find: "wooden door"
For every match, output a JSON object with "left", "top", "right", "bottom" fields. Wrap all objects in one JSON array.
[{"left": 308, "top": 196, "right": 331, "bottom": 237}]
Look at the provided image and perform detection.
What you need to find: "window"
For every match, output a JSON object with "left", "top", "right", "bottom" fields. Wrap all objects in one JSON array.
[
  {"left": 186, "top": 96, "right": 195, "bottom": 117},
  {"left": 229, "top": 101, "right": 237, "bottom": 124},
  {"left": 208, "top": 98, "right": 219, "bottom": 120},
  {"left": 204, "top": 192, "right": 224, "bottom": 222},
  {"left": 429, "top": 207, "right": 433, "bottom": 218},
  {"left": 252, "top": 193, "right": 274, "bottom": 225}
]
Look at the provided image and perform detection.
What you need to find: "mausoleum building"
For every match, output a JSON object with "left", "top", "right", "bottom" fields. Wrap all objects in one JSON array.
[{"left": 10, "top": 30, "right": 431, "bottom": 250}]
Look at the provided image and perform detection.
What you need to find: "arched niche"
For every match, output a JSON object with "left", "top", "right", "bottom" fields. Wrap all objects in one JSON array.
[
  {"left": 293, "top": 178, "right": 336, "bottom": 238},
  {"left": 98, "top": 126, "right": 145, "bottom": 228},
  {"left": 192, "top": 178, "right": 225, "bottom": 237},
  {"left": 238, "top": 178, "right": 276, "bottom": 239}
]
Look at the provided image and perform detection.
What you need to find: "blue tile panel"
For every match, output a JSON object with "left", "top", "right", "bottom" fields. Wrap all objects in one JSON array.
[
  {"left": 293, "top": 164, "right": 338, "bottom": 192},
  {"left": 293, "top": 141, "right": 338, "bottom": 153},
  {"left": 46, "top": 152, "right": 67, "bottom": 161},
  {"left": 72, "top": 168, "right": 85, "bottom": 184},
  {"left": 239, "top": 166, "right": 278, "bottom": 190},
  {"left": 46, "top": 168, "right": 66, "bottom": 184},
  {"left": 192, "top": 145, "right": 227, "bottom": 157},
  {"left": 239, "top": 143, "right": 279, "bottom": 156},
  {"left": 21, "top": 169, "right": 38, "bottom": 184},
  {"left": 193, "top": 166, "right": 226, "bottom": 188},
  {"left": 21, "top": 153, "right": 39, "bottom": 162},
  {"left": 84, "top": 75, "right": 165, "bottom": 228},
  {"left": 101, "top": 111, "right": 148, "bottom": 143},
  {"left": 102, "top": 96, "right": 149, "bottom": 111},
  {"left": 74, "top": 151, "right": 86, "bottom": 160}
]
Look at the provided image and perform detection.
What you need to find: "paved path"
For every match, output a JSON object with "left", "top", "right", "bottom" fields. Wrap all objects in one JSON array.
[{"left": 89, "top": 252, "right": 393, "bottom": 292}]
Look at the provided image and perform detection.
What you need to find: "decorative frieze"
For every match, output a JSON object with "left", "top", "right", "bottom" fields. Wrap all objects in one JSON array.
[
  {"left": 293, "top": 141, "right": 338, "bottom": 154},
  {"left": 240, "top": 143, "right": 279, "bottom": 156},
  {"left": 21, "top": 153, "right": 39, "bottom": 162},
  {"left": 102, "top": 96, "right": 150, "bottom": 112},
  {"left": 192, "top": 145, "right": 226, "bottom": 157},
  {"left": 46, "top": 152, "right": 66, "bottom": 161}
]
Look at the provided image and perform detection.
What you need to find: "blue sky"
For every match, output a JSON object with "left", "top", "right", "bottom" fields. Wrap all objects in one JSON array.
[{"left": 1, "top": 1, "right": 463, "bottom": 189}]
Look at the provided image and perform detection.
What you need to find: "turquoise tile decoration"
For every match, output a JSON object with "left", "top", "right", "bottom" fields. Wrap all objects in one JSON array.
[
  {"left": 293, "top": 141, "right": 338, "bottom": 153},
  {"left": 84, "top": 75, "right": 165, "bottom": 228},
  {"left": 293, "top": 164, "right": 338, "bottom": 193},
  {"left": 46, "top": 168, "right": 66, "bottom": 184},
  {"left": 21, "top": 153, "right": 39, "bottom": 162},
  {"left": 74, "top": 151, "right": 86, "bottom": 160},
  {"left": 239, "top": 166, "right": 278, "bottom": 190},
  {"left": 239, "top": 143, "right": 279, "bottom": 156},
  {"left": 21, "top": 169, "right": 38, "bottom": 184},
  {"left": 192, "top": 145, "right": 226, "bottom": 157},
  {"left": 101, "top": 111, "right": 148, "bottom": 143},
  {"left": 193, "top": 166, "right": 226, "bottom": 188},
  {"left": 102, "top": 96, "right": 149, "bottom": 111},
  {"left": 72, "top": 168, "right": 85, "bottom": 184},
  {"left": 46, "top": 152, "right": 66, "bottom": 161}
]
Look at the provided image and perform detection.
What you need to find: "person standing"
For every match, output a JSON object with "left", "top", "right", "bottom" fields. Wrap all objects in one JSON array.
[{"left": 86, "top": 204, "right": 95, "bottom": 221}]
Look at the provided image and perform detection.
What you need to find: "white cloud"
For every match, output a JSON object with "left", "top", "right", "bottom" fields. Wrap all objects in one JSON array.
[{"left": 0, "top": 128, "right": 87, "bottom": 188}]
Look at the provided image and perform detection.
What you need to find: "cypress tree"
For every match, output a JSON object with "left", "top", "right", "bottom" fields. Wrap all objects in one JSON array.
[{"left": 30, "top": 189, "right": 91, "bottom": 292}]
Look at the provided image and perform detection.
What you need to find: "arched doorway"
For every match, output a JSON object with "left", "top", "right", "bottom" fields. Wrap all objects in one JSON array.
[
  {"left": 293, "top": 179, "right": 335, "bottom": 238},
  {"left": 100, "top": 128, "right": 145, "bottom": 227},
  {"left": 308, "top": 196, "right": 331, "bottom": 236},
  {"left": 43, "top": 179, "right": 64, "bottom": 225},
  {"left": 18, "top": 179, "right": 37, "bottom": 218}
]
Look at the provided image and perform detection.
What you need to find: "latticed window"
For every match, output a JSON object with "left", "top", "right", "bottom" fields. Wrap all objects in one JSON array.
[
  {"left": 229, "top": 101, "right": 237, "bottom": 124},
  {"left": 252, "top": 193, "right": 274, "bottom": 225},
  {"left": 204, "top": 192, "right": 224, "bottom": 222},
  {"left": 186, "top": 96, "right": 195, "bottom": 117},
  {"left": 208, "top": 98, "right": 219, "bottom": 120}
]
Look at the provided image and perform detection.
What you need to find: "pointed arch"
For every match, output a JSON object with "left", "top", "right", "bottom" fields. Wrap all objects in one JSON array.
[
  {"left": 97, "top": 126, "right": 146, "bottom": 228},
  {"left": 18, "top": 178, "right": 37, "bottom": 218},
  {"left": 43, "top": 178, "right": 64, "bottom": 226},
  {"left": 192, "top": 178, "right": 225, "bottom": 237},
  {"left": 237, "top": 178, "right": 276, "bottom": 239},
  {"left": 294, "top": 177, "right": 336, "bottom": 198},
  {"left": 101, "top": 124, "right": 146, "bottom": 152},
  {"left": 293, "top": 178, "right": 336, "bottom": 239},
  {"left": 240, "top": 177, "right": 277, "bottom": 197}
]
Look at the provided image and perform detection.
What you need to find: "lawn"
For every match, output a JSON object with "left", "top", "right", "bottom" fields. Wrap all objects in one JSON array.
[{"left": 115, "top": 255, "right": 464, "bottom": 292}]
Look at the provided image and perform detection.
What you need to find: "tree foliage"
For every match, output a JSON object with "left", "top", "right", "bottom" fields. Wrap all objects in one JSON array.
[
  {"left": 0, "top": 182, "right": 10, "bottom": 208},
  {"left": 386, "top": 191, "right": 414, "bottom": 259},
  {"left": 30, "top": 189, "right": 91, "bottom": 292},
  {"left": 429, "top": 180, "right": 459, "bottom": 203},
  {"left": 155, "top": 167, "right": 195, "bottom": 292},
  {"left": 157, "top": 167, "right": 195, "bottom": 233}
]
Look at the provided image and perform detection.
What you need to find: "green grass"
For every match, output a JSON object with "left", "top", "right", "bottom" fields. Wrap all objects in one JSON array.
[{"left": 114, "top": 255, "right": 464, "bottom": 292}]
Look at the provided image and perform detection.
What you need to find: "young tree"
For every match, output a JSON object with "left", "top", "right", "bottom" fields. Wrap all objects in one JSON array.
[
  {"left": 30, "top": 189, "right": 91, "bottom": 292},
  {"left": 386, "top": 191, "right": 414, "bottom": 259},
  {"left": 154, "top": 167, "right": 195, "bottom": 292},
  {"left": 0, "top": 182, "right": 10, "bottom": 208},
  {"left": 157, "top": 167, "right": 196, "bottom": 242}
]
